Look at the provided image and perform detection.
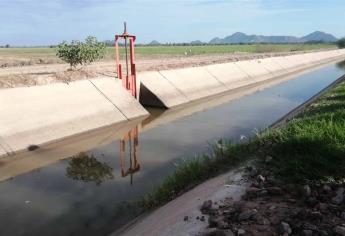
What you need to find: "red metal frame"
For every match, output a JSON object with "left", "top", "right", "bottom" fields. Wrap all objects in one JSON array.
[
  {"left": 115, "top": 23, "right": 137, "bottom": 98},
  {"left": 119, "top": 126, "right": 140, "bottom": 185}
]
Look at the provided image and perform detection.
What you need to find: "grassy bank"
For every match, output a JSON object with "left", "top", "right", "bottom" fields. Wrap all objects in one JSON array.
[
  {"left": 141, "top": 77, "right": 345, "bottom": 209},
  {"left": 0, "top": 43, "right": 335, "bottom": 62}
]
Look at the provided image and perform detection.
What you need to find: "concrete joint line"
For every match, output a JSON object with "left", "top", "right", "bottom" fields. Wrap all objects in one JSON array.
[
  {"left": 157, "top": 71, "right": 191, "bottom": 101},
  {"left": 0, "top": 136, "right": 15, "bottom": 157},
  {"left": 88, "top": 80, "right": 130, "bottom": 121},
  {"left": 234, "top": 63, "right": 253, "bottom": 79},
  {"left": 275, "top": 59, "right": 291, "bottom": 73},
  {"left": 204, "top": 67, "right": 229, "bottom": 89}
]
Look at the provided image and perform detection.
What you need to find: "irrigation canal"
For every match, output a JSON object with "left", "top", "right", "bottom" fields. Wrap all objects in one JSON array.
[{"left": 0, "top": 62, "right": 344, "bottom": 236}]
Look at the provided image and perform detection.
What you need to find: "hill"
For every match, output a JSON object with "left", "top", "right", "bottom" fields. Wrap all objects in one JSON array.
[{"left": 209, "top": 31, "right": 338, "bottom": 44}]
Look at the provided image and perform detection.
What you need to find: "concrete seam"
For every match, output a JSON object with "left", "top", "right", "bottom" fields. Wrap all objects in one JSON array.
[
  {"left": 0, "top": 136, "right": 15, "bottom": 157},
  {"left": 261, "top": 59, "right": 287, "bottom": 74},
  {"left": 157, "top": 71, "right": 191, "bottom": 101},
  {"left": 234, "top": 63, "right": 253, "bottom": 80},
  {"left": 88, "top": 80, "right": 130, "bottom": 121},
  {"left": 274, "top": 58, "right": 291, "bottom": 73},
  {"left": 204, "top": 67, "right": 229, "bottom": 89}
]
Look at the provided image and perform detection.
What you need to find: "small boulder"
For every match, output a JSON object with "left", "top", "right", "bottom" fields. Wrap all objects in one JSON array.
[
  {"left": 267, "top": 187, "right": 283, "bottom": 195},
  {"left": 257, "top": 175, "right": 266, "bottom": 183},
  {"left": 201, "top": 200, "right": 213, "bottom": 213},
  {"left": 302, "top": 185, "right": 311, "bottom": 198},
  {"left": 278, "top": 222, "right": 292, "bottom": 235},
  {"left": 237, "top": 229, "right": 246, "bottom": 236},
  {"left": 331, "top": 188, "right": 344, "bottom": 205},
  {"left": 302, "top": 230, "right": 313, "bottom": 236},
  {"left": 334, "top": 226, "right": 345, "bottom": 236},
  {"left": 238, "top": 209, "right": 258, "bottom": 221}
]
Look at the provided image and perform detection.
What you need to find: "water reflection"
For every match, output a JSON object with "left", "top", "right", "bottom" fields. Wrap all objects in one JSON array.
[
  {"left": 120, "top": 126, "right": 140, "bottom": 185},
  {"left": 65, "top": 126, "right": 141, "bottom": 186},
  {"left": 336, "top": 60, "right": 345, "bottom": 70},
  {"left": 66, "top": 153, "right": 114, "bottom": 185}
]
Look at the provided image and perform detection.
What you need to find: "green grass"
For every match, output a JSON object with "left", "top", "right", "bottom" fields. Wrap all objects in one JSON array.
[
  {"left": 140, "top": 77, "right": 345, "bottom": 209},
  {"left": 0, "top": 44, "right": 336, "bottom": 61}
]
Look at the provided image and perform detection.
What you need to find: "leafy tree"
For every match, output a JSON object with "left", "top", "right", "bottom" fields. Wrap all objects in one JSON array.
[
  {"left": 5, "top": 44, "right": 10, "bottom": 48},
  {"left": 56, "top": 36, "right": 106, "bottom": 69},
  {"left": 337, "top": 38, "right": 345, "bottom": 49}
]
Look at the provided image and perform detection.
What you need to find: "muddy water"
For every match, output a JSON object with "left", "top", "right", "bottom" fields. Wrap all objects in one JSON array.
[{"left": 0, "top": 63, "right": 344, "bottom": 236}]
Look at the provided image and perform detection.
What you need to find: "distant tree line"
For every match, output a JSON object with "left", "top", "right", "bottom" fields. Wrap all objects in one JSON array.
[
  {"left": 0, "top": 44, "right": 10, "bottom": 48},
  {"left": 337, "top": 38, "right": 345, "bottom": 49},
  {"left": 102, "top": 40, "right": 336, "bottom": 47}
]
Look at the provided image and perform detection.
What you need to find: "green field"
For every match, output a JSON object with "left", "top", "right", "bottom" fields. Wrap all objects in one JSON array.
[{"left": 0, "top": 43, "right": 336, "bottom": 62}]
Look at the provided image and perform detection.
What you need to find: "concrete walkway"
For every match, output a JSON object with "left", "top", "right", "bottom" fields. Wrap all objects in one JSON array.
[{"left": 113, "top": 168, "right": 249, "bottom": 236}]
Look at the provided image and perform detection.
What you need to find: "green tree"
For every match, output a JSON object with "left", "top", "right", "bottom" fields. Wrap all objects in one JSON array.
[
  {"left": 56, "top": 36, "right": 106, "bottom": 69},
  {"left": 5, "top": 44, "right": 10, "bottom": 48},
  {"left": 337, "top": 38, "right": 345, "bottom": 49}
]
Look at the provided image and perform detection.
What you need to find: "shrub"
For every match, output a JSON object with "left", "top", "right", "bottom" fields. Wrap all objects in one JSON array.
[
  {"left": 56, "top": 36, "right": 106, "bottom": 68},
  {"left": 336, "top": 38, "right": 345, "bottom": 49}
]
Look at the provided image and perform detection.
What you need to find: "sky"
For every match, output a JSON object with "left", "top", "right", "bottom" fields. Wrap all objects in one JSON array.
[{"left": 0, "top": 0, "right": 344, "bottom": 46}]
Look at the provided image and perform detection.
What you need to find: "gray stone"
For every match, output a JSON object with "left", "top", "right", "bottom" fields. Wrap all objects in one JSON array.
[
  {"left": 334, "top": 226, "right": 345, "bottom": 236},
  {"left": 303, "top": 185, "right": 311, "bottom": 197},
  {"left": 341, "top": 212, "right": 345, "bottom": 220},
  {"left": 279, "top": 222, "right": 292, "bottom": 235},
  {"left": 257, "top": 175, "right": 266, "bottom": 183},
  {"left": 323, "top": 185, "right": 332, "bottom": 194},
  {"left": 317, "top": 230, "right": 328, "bottom": 236},
  {"left": 237, "top": 229, "right": 245, "bottom": 236},
  {"left": 303, "top": 223, "right": 317, "bottom": 231},
  {"left": 302, "top": 230, "right": 313, "bottom": 236},
  {"left": 267, "top": 187, "right": 283, "bottom": 195},
  {"left": 201, "top": 200, "right": 213, "bottom": 212},
  {"left": 265, "top": 156, "right": 273, "bottom": 163},
  {"left": 238, "top": 209, "right": 258, "bottom": 221},
  {"left": 208, "top": 216, "right": 224, "bottom": 228},
  {"left": 332, "top": 188, "right": 344, "bottom": 205}
]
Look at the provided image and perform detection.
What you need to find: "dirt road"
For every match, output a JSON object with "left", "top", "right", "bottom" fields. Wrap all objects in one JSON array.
[{"left": 0, "top": 50, "right": 323, "bottom": 89}]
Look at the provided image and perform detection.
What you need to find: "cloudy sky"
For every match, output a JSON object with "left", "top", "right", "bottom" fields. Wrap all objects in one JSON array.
[{"left": 0, "top": 0, "right": 344, "bottom": 46}]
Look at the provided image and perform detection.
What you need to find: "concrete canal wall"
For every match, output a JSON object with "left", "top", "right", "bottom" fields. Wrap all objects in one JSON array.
[
  {"left": 139, "top": 49, "right": 345, "bottom": 108},
  {"left": 0, "top": 78, "right": 149, "bottom": 157}
]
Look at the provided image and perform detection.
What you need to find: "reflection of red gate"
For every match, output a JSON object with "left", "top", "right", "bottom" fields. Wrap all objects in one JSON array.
[
  {"left": 115, "top": 22, "right": 137, "bottom": 98},
  {"left": 119, "top": 126, "right": 140, "bottom": 185}
]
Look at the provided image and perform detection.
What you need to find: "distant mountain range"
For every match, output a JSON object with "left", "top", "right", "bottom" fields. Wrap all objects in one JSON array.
[
  {"left": 208, "top": 31, "right": 338, "bottom": 44},
  {"left": 146, "top": 31, "right": 338, "bottom": 46}
]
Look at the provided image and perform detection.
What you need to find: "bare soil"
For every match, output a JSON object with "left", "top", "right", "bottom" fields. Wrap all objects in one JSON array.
[{"left": 0, "top": 50, "right": 325, "bottom": 89}]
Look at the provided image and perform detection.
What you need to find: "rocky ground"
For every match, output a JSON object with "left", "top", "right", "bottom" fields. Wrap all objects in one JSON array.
[{"left": 193, "top": 163, "right": 345, "bottom": 236}]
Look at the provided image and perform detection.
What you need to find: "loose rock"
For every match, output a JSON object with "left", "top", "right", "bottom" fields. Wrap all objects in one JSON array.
[
  {"left": 303, "top": 185, "right": 311, "bottom": 198},
  {"left": 238, "top": 209, "right": 258, "bottom": 221},
  {"left": 331, "top": 188, "right": 344, "bottom": 205},
  {"left": 278, "top": 222, "right": 292, "bottom": 235},
  {"left": 334, "top": 226, "right": 345, "bottom": 236},
  {"left": 201, "top": 200, "right": 213, "bottom": 213},
  {"left": 302, "top": 230, "right": 313, "bottom": 236}
]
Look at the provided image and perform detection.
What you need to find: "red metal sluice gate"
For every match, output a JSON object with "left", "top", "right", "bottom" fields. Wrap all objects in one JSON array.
[{"left": 115, "top": 22, "right": 137, "bottom": 98}]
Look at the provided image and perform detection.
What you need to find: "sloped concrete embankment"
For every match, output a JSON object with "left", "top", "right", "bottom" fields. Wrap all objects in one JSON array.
[
  {"left": 139, "top": 49, "right": 345, "bottom": 108},
  {"left": 0, "top": 78, "right": 149, "bottom": 157}
]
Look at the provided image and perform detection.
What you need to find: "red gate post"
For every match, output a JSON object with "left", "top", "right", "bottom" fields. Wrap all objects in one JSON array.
[{"left": 115, "top": 22, "right": 137, "bottom": 98}]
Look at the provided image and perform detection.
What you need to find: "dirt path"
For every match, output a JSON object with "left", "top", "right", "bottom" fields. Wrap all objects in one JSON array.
[{"left": 0, "top": 50, "right": 319, "bottom": 89}]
